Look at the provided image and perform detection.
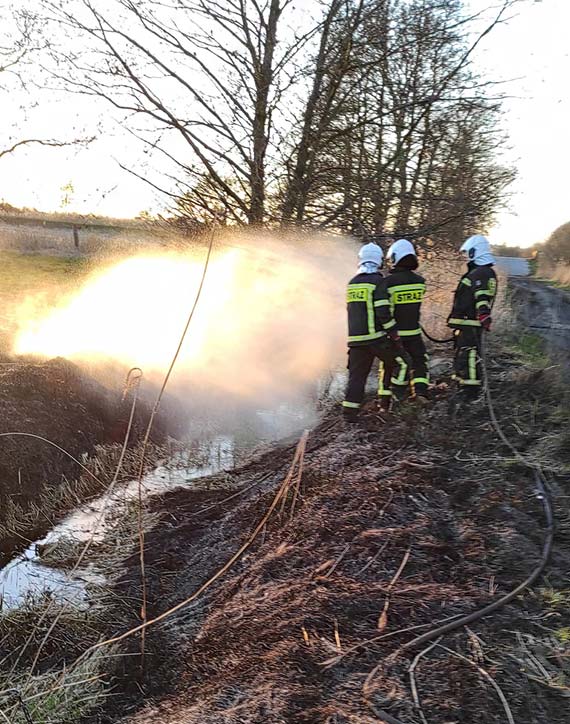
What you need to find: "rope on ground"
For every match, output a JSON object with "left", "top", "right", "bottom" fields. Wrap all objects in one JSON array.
[
  {"left": 1, "top": 368, "right": 143, "bottom": 683},
  {"left": 362, "top": 331, "right": 555, "bottom": 723},
  {"left": 33, "top": 431, "right": 309, "bottom": 706},
  {"left": 16, "top": 369, "right": 144, "bottom": 687},
  {"left": 134, "top": 228, "right": 216, "bottom": 662},
  {"left": 389, "top": 335, "right": 552, "bottom": 645},
  {"left": 0, "top": 433, "right": 106, "bottom": 488}
]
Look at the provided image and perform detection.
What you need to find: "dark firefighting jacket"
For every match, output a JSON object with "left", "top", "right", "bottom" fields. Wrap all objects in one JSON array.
[
  {"left": 384, "top": 267, "right": 426, "bottom": 337},
  {"left": 447, "top": 263, "right": 497, "bottom": 330},
  {"left": 346, "top": 272, "right": 396, "bottom": 347}
]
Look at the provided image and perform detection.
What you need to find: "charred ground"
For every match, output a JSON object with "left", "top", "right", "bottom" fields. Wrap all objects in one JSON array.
[
  {"left": 85, "top": 338, "right": 570, "bottom": 724},
  {"left": 0, "top": 357, "right": 185, "bottom": 562}
]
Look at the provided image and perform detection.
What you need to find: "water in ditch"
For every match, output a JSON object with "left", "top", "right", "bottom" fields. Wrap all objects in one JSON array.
[{"left": 0, "top": 396, "right": 327, "bottom": 610}]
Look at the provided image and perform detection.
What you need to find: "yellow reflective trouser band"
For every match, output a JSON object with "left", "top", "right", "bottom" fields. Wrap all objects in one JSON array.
[
  {"left": 342, "top": 401, "right": 360, "bottom": 408},
  {"left": 412, "top": 377, "right": 429, "bottom": 385},
  {"left": 461, "top": 348, "right": 481, "bottom": 386},
  {"left": 378, "top": 361, "right": 385, "bottom": 396},
  {"left": 476, "top": 300, "right": 489, "bottom": 309},
  {"left": 391, "top": 356, "right": 408, "bottom": 386},
  {"left": 448, "top": 318, "right": 481, "bottom": 327},
  {"left": 468, "top": 349, "right": 477, "bottom": 380},
  {"left": 383, "top": 319, "right": 397, "bottom": 330},
  {"left": 379, "top": 390, "right": 392, "bottom": 397},
  {"left": 399, "top": 328, "right": 421, "bottom": 336},
  {"left": 374, "top": 299, "right": 391, "bottom": 307},
  {"left": 348, "top": 331, "right": 386, "bottom": 342},
  {"left": 475, "top": 288, "right": 494, "bottom": 297}
]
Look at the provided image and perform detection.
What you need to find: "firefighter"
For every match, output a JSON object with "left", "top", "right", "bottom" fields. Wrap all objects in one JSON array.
[
  {"left": 380, "top": 239, "right": 429, "bottom": 408},
  {"left": 343, "top": 242, "right": 405, "bottom": 422},
  {"left": 447, "top": 234, "right": 497, "bottom": 400}
]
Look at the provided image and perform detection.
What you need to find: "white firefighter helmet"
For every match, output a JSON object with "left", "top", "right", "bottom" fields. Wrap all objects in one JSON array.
[
  {"left": 460, "top": 235, "right": 495, "bottom": 266},
  {"left": 358, "top": 242, "right": 384, "bottom": 268},
  {"left": 387, "top": 238, "right": 416, "bottom": 266}
]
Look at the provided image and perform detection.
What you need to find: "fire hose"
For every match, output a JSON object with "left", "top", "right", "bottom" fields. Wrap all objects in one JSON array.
[
  {"left": 420, "top": 324, "right": 454, "bottom": 344},
  {"left": 367, "top": 332, "right": 555, "bottom": 723}
]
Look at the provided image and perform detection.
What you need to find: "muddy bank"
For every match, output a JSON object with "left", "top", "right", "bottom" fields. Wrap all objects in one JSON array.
[
  {"left": 0, "top": 357, "right": 183, "bottom": 560},
  {"left": 81, "top": 343, "right": 570, "bottom": 724}
]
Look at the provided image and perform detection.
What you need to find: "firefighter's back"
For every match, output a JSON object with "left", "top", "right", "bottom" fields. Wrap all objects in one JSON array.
[
  {"left": 385, "top": 268, "right": 426, "bottom": 337},
  {"left": 347, "top": 271, "right": 386, "bottom": 346}
]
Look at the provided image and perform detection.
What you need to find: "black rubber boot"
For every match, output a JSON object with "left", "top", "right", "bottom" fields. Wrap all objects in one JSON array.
[{"left": 342, "top": 408, "right": 359, "bottom": 424}]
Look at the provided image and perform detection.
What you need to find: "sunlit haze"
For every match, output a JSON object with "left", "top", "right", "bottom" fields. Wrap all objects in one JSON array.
[{"left": 13, "top": 237, "right": 353, "bottom": 402}]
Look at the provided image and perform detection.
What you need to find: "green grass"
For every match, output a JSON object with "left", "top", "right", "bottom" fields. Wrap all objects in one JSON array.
[
  {"left": 533, "top": 277, "right": 570, "bottom": 292},
  {"left": 0, "top": 250, "right": 89, "bottom": 298},
  {"left": 528, "top": 256, "right": 538, "bottom": 277},
  {"left": 0, "top": 251, "right": 91, "bottom": 354},
  {"left": 509, "top": 331, "right": 549, "bottom": 365}
]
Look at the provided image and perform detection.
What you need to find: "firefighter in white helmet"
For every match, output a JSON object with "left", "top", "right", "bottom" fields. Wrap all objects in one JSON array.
[
  {"left": 342, "top": 242, "right": 406, "bottom": 421},
  {"left": 380, "top": 239, "right": 429, "bottom": 408},
  {"left": 447, "top": 234, "right": 497, "bottom": 400}
]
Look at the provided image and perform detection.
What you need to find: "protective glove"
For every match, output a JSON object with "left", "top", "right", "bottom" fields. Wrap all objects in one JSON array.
[
  {"left": 478, "top": 311, "right": 492, "bottom": 332},
  {"left": 388, "top": 329, "right": 405, "bottom": 352}
]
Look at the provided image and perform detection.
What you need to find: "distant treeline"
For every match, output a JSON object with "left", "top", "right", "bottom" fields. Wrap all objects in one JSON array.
[
  {"left": 491, "top": 244, "right": 534, "bottom": 258},
  {"left": 540, "top": 221, "right": 570, "bottom": 263}
]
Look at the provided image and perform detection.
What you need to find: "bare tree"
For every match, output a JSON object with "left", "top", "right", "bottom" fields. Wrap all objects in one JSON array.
[
  {"left": 279, "top": 0, "right": 366, "bottom": 227},
  {"left": 279, "top": 0, "right": 518, "bottom": 244},
  {"left": 43, "top": 0, "right": 518, "bottom": 240},
  {"left": 0, "top": 3, "right": 85, "bottom": 161},
  {"left": 45, "top": 0, "right": 313, "bottom": 226}
]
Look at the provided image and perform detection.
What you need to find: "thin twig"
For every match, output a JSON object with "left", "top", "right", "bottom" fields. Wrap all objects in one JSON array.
[
  {"left": 324, "top": 543, "right": 351, "bottom": 579},
  {"left": 289, "top": 432, "right": 308, "bottom": 521},
  {"left": 437, "top": 644, "right": 516, "bottom": 724},
  {"left": 409, "top": 637, "right": 442, "bottom": 724},
  {"left": 357, "top": 540, "right": 389, "bottom": 576},
  {"left": 45, "top": 432, "right": 309, "bottom": 695},
  {"left": 378, "top": 546, "right": 412, "bottom": 630}
]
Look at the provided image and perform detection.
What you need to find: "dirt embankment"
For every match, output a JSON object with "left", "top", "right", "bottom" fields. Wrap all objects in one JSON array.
[
  {"left": 0, "top": 358, "right": 184, "bottom": 560},
  {"left": 86, "top": 342, "right": 570, "bottom": 724}
]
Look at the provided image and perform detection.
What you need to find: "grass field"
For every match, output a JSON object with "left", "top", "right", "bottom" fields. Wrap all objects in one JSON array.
[{"left": 0, "top": 251, "right": 91, "bottom": 354}]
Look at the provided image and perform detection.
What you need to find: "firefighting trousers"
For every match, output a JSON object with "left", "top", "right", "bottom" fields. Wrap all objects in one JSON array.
[
  {"left": 453, "top": 328, "right": 482, "bottom": 390},
  {"left": 379, "top": 335, "right": 429, "bottom": 399},
  {"left": 343, "top": 340, "right": 400, "bottom": 411}
]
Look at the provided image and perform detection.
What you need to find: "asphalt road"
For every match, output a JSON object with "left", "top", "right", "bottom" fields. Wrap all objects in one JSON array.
[{"left": 495, "top": 256, "right": 531, "bottom": 277}]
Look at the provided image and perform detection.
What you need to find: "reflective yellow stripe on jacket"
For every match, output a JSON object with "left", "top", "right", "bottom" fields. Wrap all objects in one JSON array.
[
  {"left": 347, "top": 282, "right": 387, "bottom": 343},
  {"left": 388, "top": 283, "right": 426, "bottom": 305}
]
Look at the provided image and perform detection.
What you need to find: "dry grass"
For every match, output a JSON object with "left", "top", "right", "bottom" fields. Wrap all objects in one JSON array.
[
  {"left": 0, "top": 648, "right": 110, "bottom": 724},
  {"left": 0, "top": 440, "right": 167, "bottom": 550},
  {"left": 536, "top": 259, "right": 570, "bottom": 287}
]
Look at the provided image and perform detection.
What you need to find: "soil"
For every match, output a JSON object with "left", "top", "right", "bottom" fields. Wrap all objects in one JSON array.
[
  {"left": 84, "top": 342, "right": 570, "bottom": 724},
  {"left": 0, "top": 357, "right": 185, "bottom": 560}
]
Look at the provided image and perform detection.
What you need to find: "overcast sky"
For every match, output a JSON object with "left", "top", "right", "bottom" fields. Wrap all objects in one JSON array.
[{"left": 1, "top": 0, "right": 568, "bottom": 247}]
